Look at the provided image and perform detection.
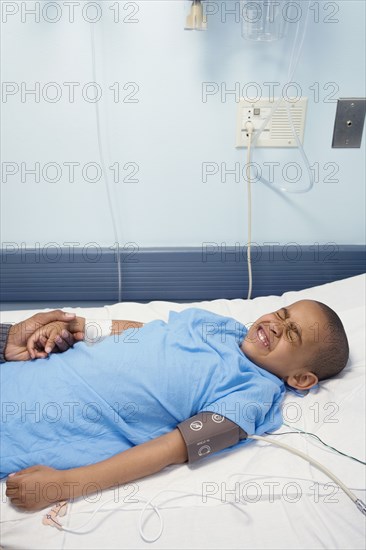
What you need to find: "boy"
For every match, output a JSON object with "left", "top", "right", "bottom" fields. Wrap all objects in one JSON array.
[{"left": 3, "top": 300, "right": 349, "bottom": 511}]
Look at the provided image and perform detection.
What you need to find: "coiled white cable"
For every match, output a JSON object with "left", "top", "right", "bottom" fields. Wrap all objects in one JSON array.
[
  {"left": 54, "top": 433, "right": 365, "bottom": 541},
  {"left": 137, "top": 489, "right": 247, "bottom": 543},
  {"left": 59, "top": 489, "right": 248, "bottom": 542},
  {"left": 90, "top": 24, "right": 122, "bottom": 303}
]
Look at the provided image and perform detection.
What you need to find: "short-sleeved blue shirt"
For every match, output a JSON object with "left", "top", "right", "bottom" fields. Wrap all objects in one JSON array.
[
  {"left": 0, "top": 308, "right": 285, "bottom": 477},
  {"left": 165, "top": 308, "right": 285, "bottom": 437}
]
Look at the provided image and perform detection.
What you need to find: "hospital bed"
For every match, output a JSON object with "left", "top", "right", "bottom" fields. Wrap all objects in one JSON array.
[{"left": 0, "top": 273, "right": 365, "bottom": 549}]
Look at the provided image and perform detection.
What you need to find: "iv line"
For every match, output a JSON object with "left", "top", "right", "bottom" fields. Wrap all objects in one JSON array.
[
  {"left": 250, "top": 0, "right": 314, "bottom": 194},
  {"left": 244, "top": 0, "right": 313, "bottom": 297}
]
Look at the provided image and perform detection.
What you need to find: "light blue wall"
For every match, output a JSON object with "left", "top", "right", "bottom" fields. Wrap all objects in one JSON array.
[{"left": 1, "top": 0, "right": 365, "bottom": 248}]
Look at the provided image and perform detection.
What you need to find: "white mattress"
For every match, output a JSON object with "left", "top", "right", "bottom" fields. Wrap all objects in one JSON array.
[{"left": 1, "top": 274, "right": 365, "bottom": 550}]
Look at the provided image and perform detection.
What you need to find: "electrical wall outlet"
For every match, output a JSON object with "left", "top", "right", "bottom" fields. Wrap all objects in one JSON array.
[
  {"left": 332, "top": 98, "right": 366, "bottom": 148},
  {"left": 236, "top": 97, "right": 308, "bottom": 148}
]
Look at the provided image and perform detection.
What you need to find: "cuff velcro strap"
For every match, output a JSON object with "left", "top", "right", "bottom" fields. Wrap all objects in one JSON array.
[{"left": 177, "top": 411, "right": 247, "bottom": 464}]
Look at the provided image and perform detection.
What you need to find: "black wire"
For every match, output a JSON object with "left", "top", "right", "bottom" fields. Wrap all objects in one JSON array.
[{"left": 265, "top": 430, "right": 366, "bottom": 466}]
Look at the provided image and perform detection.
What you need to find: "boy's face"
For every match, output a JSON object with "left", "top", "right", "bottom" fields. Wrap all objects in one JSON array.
[{"left": 240, "top": 300, "right": 328, "bottom": 388}]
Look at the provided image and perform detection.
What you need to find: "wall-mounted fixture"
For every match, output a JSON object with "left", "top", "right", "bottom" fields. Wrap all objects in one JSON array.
[
  {"left": 184, "top": 0, "right": 207, "bottom": 31},
  {"left": 236, "top": 98, "right": 308, "bottom": 148},
  {"left": 332, "top": 98, "right": 366, "bottom": 148}
]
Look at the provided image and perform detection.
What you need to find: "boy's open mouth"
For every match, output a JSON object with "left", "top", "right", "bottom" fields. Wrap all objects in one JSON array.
[{"left": 257, "top": 325, "right": 270, "bottom": 350}]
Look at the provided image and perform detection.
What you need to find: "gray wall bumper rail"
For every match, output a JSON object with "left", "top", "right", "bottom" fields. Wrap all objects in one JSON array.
[{"left": 0, "top": 245, "right": 365, "bottom": 302}]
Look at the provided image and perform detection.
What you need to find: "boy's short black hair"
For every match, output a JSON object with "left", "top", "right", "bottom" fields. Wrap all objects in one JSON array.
[{"left": 310, "top": 301, "right": 349, "bottom": 381}]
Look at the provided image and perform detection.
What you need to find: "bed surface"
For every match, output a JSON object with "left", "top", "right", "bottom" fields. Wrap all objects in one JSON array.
[{"left": 1, "top": 274, "right": 365, "bottom": 549}]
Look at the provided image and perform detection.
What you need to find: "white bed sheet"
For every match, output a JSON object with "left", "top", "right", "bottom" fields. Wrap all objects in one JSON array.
[{"left": 1, "top": 274, "right": 365, "bottom": 550}]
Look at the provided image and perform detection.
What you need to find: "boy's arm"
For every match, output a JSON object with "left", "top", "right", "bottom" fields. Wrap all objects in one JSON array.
[
  {"left": 65, "top": 428, "right": 187, "bottom": 494},
  {"left": 77, "top": 317, "right": 144, "bottom": 340},
  {"left": 6, "top": 429, "right": 187, "bottom": 511},
  {"left": 26, "top": 316, "right": 144, "bottom": 358},
  {"left": 65, "top": 316, "right": 144, "bottom": 335},
  {"left": 110, "top": 319, "right": 144, "bottom": 334}
]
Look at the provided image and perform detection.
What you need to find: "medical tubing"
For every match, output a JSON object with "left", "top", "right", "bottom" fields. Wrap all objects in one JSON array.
[
  {"left": 250, "top": 3, "right": 303, "bottom": 150},
  {"left": 54, "top": 466, "right": 365, "bottom": 539},
  {"left": 56, "top": 467, "right": 366, "bottom": 538},
  {"left": 90, "top": 24, "right": 122, "bottom": 302},
  {"left": 60, "top": 494, "right": 162, "bottom": 536},
  {"left": 54, "top": 437, "right": 366, "bottom": 538},
  {"left": 249, "top": 0, "right": 314, "bottom": 193},
  {"left": 252, "top": 0, "right": 308, "bottom": 144},
  {"left": 248, "top": 434, "right": 366, "bottom": 515},
  {"left": 250, "top": 7, "right": 301, "bottom": 148}
]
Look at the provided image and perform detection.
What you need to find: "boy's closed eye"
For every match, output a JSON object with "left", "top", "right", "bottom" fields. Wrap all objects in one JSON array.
[{"left": 275, "top": 309, "right": 302, "bottom": 344}]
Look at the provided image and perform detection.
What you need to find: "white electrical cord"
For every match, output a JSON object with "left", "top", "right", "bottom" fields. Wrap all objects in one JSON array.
[
  {"left": 90, "top": 25, "right": 122, "bottom": 303},
  {"left": 248, "top": 434, "right": 366, "bottom": 515},
  {"left": 250, "top": 0, "right": 314, "bottom": 194},
  {"left": 245, "top": 122, "right": 254, "bottom": 300}
]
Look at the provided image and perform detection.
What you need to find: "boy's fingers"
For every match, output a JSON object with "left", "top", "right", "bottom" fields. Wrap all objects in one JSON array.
[
  {"left": 26, "top": 321, "right": 83, "bottom": 359},
  {"left": 44, "top": 329, "right": 61, "bottom": 354},
  {"left": 34, "top": 351, "right": 49, "bottom": 359},
  {"left": 27, "top": 331, "right": 42, "bottom": 359},
  {"left": 31, "top": 345, "right": 49, "bottom": 359},
  {"left": 34, "top": 335, "right": 48, "bottom": 355},
  {"left": 6, "top": 469, "right": 28, "bottom": 482},
  {"left": 31, "top": 337, "right": 49, "bottom": 358},
  {"left": 39, "top": 335, "right": 47, "bottom": 346},
  {"left": 27, "top": 332, "right": 51, "bottom": 358},
  {"left": 44, "top": 339, "right": 56, "bottom": 355}
]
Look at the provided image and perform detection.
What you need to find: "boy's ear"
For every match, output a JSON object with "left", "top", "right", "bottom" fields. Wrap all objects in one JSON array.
[{"left": 286, "top": 371, "right": 318, "bottom": 390}]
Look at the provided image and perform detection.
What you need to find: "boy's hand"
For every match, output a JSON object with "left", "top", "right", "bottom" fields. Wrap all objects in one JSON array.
[
  {"left": 4, "top": 311, "right": 82, "bottom": 362},
  {"left": 26, "top": 316, "right": 86, "bottom": 359},
  {"left": 5, "top": 466, "right": 67, "bottom": 511}
]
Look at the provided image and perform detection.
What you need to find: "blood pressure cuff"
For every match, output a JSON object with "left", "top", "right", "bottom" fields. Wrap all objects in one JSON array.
[{"left": 177, "top": 412, "right": 247, "bottom": 464}]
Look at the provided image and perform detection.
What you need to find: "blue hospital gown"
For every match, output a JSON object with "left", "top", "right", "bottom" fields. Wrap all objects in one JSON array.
[{"left": 0, "top": 308, "right": 285, "bottom": 477}]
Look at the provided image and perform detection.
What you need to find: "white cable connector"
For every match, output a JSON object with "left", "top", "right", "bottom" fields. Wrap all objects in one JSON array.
[{"left": 245, "top": 121, "right": 254, "bottom": 136}]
